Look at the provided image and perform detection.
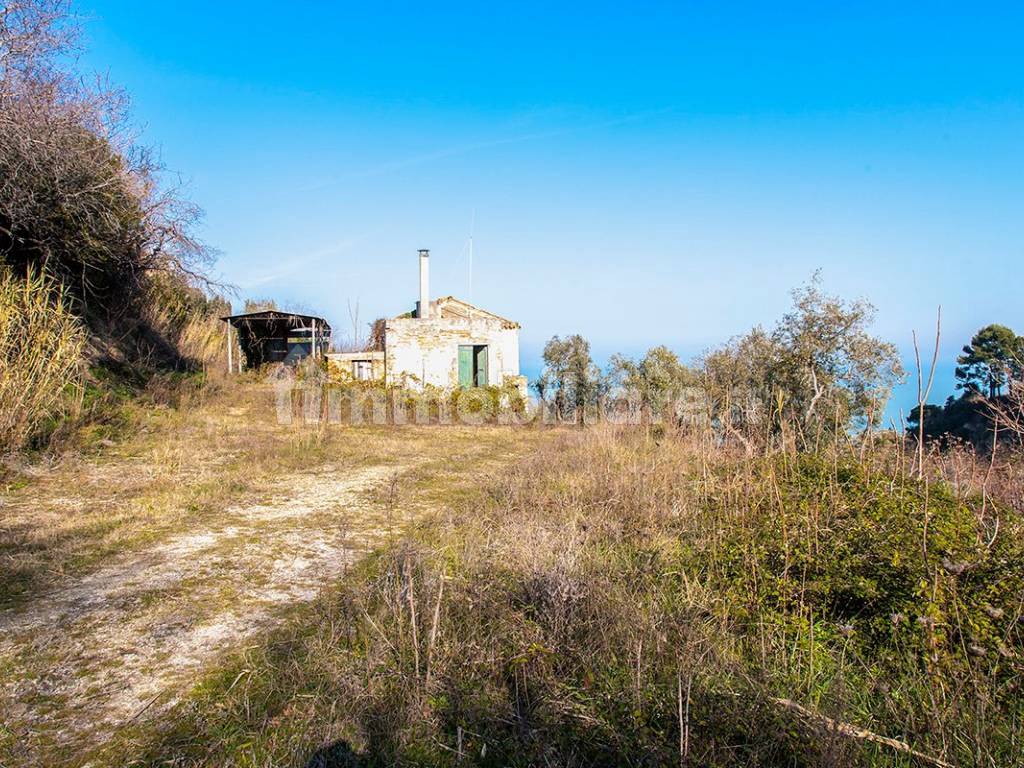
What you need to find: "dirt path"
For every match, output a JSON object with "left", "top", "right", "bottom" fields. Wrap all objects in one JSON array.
[
  {"left": 0, "top": 387, "right": 545, "bottom": 767},
  {"left": 1, "top": 461, "right": 416, "bottom": 760}
]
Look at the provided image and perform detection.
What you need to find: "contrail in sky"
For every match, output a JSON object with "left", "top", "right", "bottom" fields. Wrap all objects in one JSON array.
[{"left": 294, "top": 108, "right": 674, "bottom": 193}]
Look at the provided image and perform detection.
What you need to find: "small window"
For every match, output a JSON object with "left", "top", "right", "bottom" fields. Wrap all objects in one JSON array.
[{"left": 352, "top": 360, "right": 373, "bottom": 380}]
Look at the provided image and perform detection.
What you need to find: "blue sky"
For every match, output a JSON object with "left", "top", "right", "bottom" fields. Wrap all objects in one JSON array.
[{"left": 77, "top": 1, "right": 1023, "bottom": 417}]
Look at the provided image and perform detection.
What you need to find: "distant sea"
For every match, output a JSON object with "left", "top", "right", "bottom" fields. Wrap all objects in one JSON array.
[{"left": 518, "top": 350, "right": 960, "bottom": 432}]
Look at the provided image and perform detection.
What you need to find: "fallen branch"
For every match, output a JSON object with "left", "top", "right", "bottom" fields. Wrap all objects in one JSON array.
[{"left": 772, "top": 698, "right": 954, "bottom": 768}]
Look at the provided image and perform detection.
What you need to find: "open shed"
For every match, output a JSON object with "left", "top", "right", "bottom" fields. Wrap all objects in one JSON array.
[{"left": 221, "top": 310, "right": 331, "bottom": 371}]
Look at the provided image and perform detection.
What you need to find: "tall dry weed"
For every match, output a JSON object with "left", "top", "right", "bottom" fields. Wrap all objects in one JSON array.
[
  {"left": 104, "top": 425, "right": 1024, "bottom": 767},
  {"left": 0, "top": 267, "right": 85, "bottom": 453}
]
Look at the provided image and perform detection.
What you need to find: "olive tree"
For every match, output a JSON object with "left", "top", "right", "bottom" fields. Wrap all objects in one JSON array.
[
  {"left": 539, "top": 334, "right": 605, "bottom": 426},
  {"left": 701, "top": 276, "right": 903, "bottom": 443},
  {"left": 609, "top": 345, "right": 696, "bottom": 425}
]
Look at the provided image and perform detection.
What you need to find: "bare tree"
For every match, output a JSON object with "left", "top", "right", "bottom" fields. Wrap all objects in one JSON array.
[
  {"left": 1, "top": 0, "right": 214, "bottom": 320},
  {"left": 0, "top": 1, "right": 78, "bottom": 85},
  {"left": 987, "top": 380, "right": 1024, "bottom": 447},
  {"left": 347, "top": 299, "right": 362, "bottom": 351}
]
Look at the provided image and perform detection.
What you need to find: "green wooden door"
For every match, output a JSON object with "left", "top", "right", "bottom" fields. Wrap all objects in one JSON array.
[
  {"left": 458, "top": 346, "right": 474, "bottom": 388},
  {"left": 475, "top": 345, "right": 489, "bottom": 387}
]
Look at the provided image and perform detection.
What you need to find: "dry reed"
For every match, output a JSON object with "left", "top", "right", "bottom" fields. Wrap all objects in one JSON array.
[{"left": 0, "top": 266, "right": 85, "bottom": 453}]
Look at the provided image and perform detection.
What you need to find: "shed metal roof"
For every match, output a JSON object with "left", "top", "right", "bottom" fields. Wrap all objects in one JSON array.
[{"left": 221, "top": 310, "right": 332, "bottom": 331}]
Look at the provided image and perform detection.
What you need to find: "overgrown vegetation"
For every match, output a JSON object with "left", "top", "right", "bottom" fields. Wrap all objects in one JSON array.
[
  {"left": 0, "top": 267, "right": 85, "bottom": 451},
  {"left": 98, "top": 425, "right": 1022, "bottom": 768},
  {"left": 0, "top": 1, "right": 226, "bottom": 456},
  {"left": 64, "top": 281, "right": 1020, "bottom": 767},
  {"left": 0, "top": 0, "right": 212, "bottom": 317},
  {"left": 3, "top": 6, "right": 1021, "bottom": 768},
  {"left": 0, "top": 380, "right": 551, "bottom": 766}
]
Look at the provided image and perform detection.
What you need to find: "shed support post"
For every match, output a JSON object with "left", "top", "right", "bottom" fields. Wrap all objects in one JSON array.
[{"left": 226, "top": 323, "right": 233, "bottom": 374}]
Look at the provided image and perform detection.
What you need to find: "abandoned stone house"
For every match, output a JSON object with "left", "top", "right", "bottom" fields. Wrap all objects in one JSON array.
[{"left": 328, "top": 250, "right": 526, "bottom": 394}]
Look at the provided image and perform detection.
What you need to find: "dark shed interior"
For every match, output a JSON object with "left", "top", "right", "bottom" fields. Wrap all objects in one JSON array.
[{"left": 222, "top": 310, "right": 331, "bottom": 369}]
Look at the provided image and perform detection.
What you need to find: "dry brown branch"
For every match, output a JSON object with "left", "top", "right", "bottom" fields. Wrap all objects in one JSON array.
[
  {"left": 912, "top": 307, "right": 942, "bottom": 478},
  {"left": 425, "top": 573, "right": 445, "bottom": 685},
  {"left": 987, "top": 380, "right": 1024, "bottom": 447},
  {"left": 772, "top": 697, "right": 954, "bottom": 768}
]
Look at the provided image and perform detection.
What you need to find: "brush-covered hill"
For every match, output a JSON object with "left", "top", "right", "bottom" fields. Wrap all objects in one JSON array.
[{"left": 0, "top": 0, "right": 228, "bottom": 456}]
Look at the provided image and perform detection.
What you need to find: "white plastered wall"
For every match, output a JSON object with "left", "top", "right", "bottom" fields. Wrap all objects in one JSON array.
[{"left": 385, "top": 316, "right": 520, "bottom": 390}]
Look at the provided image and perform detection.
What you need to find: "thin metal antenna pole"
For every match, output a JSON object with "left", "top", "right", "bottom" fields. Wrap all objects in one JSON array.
[{"left": 468, "top": 209, "right": 475, "bottom": 304}]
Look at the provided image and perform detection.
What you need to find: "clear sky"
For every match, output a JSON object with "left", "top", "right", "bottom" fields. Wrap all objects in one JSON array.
[{"left": 76, "top": 1, "right": 1023, "bottom": 418}]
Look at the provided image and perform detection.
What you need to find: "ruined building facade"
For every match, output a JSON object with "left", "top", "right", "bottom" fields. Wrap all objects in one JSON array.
[{"left": 329, "top": 250, "right": 526, "bottom": 394}]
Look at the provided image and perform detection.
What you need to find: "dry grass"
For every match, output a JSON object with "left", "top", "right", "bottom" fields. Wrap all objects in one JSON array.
[
  {"left": 0, "top": 266, "right": 85, "bottom": 454},
  {"left": 5, "top": 369, "right": 1021, "bottom": 767},
  {"left": 97, "top": 425, "right": 1024, "bottom": 768},
  {"left": 0, "top": 379, "right": 552, "bottom": 767}
]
